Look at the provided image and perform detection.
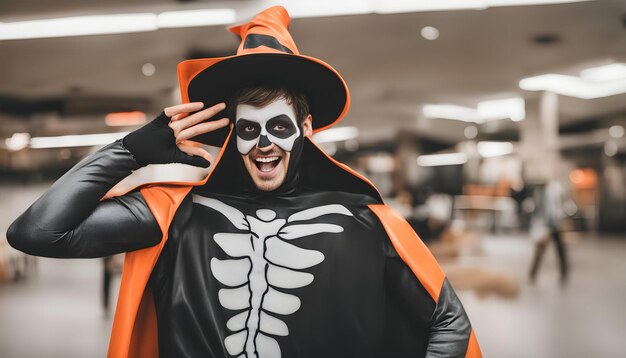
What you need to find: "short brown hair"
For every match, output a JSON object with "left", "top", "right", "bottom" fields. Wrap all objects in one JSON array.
[{"left": 228, "top": 86, "right": 310, "bottom": 125}]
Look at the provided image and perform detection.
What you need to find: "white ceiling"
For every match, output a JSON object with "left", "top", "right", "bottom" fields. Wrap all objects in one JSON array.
[{"left": 1, "top": 0, "right": 626, "bottom": 144}]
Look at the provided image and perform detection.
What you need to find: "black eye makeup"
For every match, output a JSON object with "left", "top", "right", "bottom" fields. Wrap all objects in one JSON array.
[
  {"left": 267, "top": 115, "right": 297, "bottom": 139},
  {"left": 236, "top": 119, "right": 261, "bottom": 140}
]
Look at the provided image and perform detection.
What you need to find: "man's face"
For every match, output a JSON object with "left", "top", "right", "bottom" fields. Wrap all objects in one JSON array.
[{"left": 236, "top": 98, "right": 307, "bottom": 192}]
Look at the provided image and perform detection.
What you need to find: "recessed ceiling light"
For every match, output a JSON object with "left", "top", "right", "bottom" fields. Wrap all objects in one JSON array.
[
  {"left": 464, "top": 125, "right": 478, "bottom": 139},
  {"left": 420, "top": 26, "right": 440, "bottom": 40},
  {"left": 142, "top": 63, "right": 156, "bottom": 77},
  {"left": 609, "top": 125, "right": 625, "bottom": 139}
]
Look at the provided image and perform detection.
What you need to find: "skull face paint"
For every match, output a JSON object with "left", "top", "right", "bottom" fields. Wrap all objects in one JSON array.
[{"left": 235, "top": 98, "right": 301, "bottom": 155}]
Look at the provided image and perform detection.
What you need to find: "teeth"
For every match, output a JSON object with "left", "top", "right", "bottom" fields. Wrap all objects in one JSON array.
[{"left": 255, "top": 156, "right": 279, "bottom": 163}]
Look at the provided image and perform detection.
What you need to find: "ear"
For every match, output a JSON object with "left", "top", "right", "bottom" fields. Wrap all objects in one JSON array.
[{"left": 302, "top": 115, "right": 313, "bottom": 137}]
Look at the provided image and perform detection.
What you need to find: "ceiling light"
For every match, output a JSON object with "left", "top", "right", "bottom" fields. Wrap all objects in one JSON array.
[
  {"left": 0, "top": 14, "right": 157, "bottom": 40},
  {"left": 5, "top": 133, "right": 31, "bottom": 151},
  {"left": 477, "top": 141, "right": 514, "bottom": 157},
  {"left": 417, "top": 152, "right": 468, "bottom": 167},
  {"left": 464, "top": 125, "right": 478, "bottom": 139},
  {"left": 0, "top": 9, "right": 236, "bottom": 41},
  {"left": 423, "top": 104, "right": 478, "bottom": 122},
  {"left": 488, "top": 0, "right": 589, "bottom": 6},
  {"left": 520, "top": 63, "right": 626, "bottom": 99},
  {"left": 420, "top": 26, "right": 440, "bottom": 40},
  {"left": 285, "top": 1, "right": 372, "bottom": 18},
  {"left": 580, "top": 63, "right": 626, "bottom": 82},
  {"left": 378, "top": 0, "right": 486, "bottom": 14},
  {"left": 0, "top": 2, "right": 593, "bottom": 41},
  {"left": 478, "top": 97, "right": 525, "bottom": 122},
  {"left": 376, "top": 0, "right": 589, "bottom": 14},
  {"left": 105, "top": 112, "right": 147, "bottom": 127},
  {"left": 156, "top": 9, "right": 236, "bottom": 28},
  {"left": 30, "top": 132, "right": 129, "bottom": 149},
  {"left": 609, "top": 125, "right": 625, "bottom": 139},
  {"left": 423, "top": 97, "right": 525, "bottom": 123},
  {"left": 141, "top": 63, "right": 156, "bottom": 77},
  {"left": 313, "top": 127, "right": 359, "bottom": 143}
]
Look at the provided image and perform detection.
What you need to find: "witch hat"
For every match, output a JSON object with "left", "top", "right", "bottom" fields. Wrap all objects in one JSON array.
[{"left": 177, "top": 6, "right": 350, "bottom": 146}]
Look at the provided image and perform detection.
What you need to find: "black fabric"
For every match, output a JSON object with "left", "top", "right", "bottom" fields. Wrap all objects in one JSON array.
[
  {"left": 150, "top": 188, "right": 439, "bottom": 357},
  {"left": 426, "top": 279, "right": 472, "bottom": 357},
  {"left": 244, "top": 33, "right": 294, "bottom": 54},
  {"left": 194, "top": 136, "right": 382, "bottom": 203},
  {"left": 123, "top": 112, "right": 211, "bottom": 167},
  {"left": 300, "top": 138, "right": 382, "bottom": 202},
  {"left": 7, "top": 141, "right": 162, "bottom": 258},
  {"left": 187, "top": 54, "right": 347, "bottom": 146}
]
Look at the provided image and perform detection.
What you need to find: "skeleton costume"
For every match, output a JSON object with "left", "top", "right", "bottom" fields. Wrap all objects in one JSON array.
[{"left": 8, "top": 6, "right": 481, "bottom": 358}]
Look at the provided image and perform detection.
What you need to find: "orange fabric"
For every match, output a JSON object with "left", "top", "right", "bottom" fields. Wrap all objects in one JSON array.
[
  {"left": 229, "top": 6, "right": 299, "bottom": 56},
  {"left": 465, "top": 329, "right": 482, "bottom": 358},
  {"left": 107, "top": 130, "right": 233, "bottom": 357},
  {"left": 107, "top": 184, "right": 192, "bottom": 358},
  {"left": 177, "top": 57, "right": 224, "bottom": 104},
  {"left": 368, "top": 204, "right": 445, "bottom": 302},
  {"left": 128, "top": 289, "right": 158, "bottom": 358}
]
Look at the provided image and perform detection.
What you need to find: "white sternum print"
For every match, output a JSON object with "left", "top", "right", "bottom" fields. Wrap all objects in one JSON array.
[{"left": 192, "top": 195, "right": 353, "bottom": 358}]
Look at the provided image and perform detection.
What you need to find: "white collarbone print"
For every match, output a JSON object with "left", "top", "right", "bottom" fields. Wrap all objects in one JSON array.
[{"left": 192, "top": 195, "right": 354, "bottom": 358}]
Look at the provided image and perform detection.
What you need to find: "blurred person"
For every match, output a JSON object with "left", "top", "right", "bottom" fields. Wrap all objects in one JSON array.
[
  {"left": 529, "top": 181, "right": 569, "bottom": 283},
  {"left": 7, "top": 7, "right": 480, "bottom": 358}
]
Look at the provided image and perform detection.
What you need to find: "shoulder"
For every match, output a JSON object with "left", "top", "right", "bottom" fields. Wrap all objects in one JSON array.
[{"left": 137, "top": 184, "right": 195, "bottom": 232}]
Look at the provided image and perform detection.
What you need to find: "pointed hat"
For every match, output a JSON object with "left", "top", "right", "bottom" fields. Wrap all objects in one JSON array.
[{"left": 177, "top": 6, "right": 350, "bottom": 146}]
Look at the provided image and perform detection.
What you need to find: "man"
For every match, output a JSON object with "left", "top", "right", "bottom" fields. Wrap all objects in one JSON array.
[{"left": 8, "top": 6, "right": 481, "bottom": 358}]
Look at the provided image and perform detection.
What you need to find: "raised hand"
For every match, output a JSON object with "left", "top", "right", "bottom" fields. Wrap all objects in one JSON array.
[{"left": 123, "top": 102, "right": 230, "bottom": 168}]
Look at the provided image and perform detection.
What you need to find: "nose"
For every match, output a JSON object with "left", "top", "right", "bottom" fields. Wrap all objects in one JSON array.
[{"left": 257, "top": 134, "right": 272, "bottom": 149}]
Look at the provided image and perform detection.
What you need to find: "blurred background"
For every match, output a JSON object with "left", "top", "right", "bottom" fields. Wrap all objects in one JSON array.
[{"left": 1, "top": 0, "right": 626, "bottom": 357}]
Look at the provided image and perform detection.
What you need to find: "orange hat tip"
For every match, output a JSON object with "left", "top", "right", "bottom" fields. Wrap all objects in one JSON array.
[
  {"left": 228, "top": 6, "right": 290, "bottom": 36},
  {"left": 267, "top": 5, "right": 291, "bottom": 27},
  {"left": 266, "top": 5, "right": 290, "bottom": 18}
]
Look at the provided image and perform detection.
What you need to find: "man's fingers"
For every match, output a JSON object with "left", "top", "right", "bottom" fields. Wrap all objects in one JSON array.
[
  {"left": 169, "top": 102, "right": 226, "bottom": 134},
  {"left": 164, "top": 102, "right": 204, "bottom": 118},
  {"left": 175, "top": 118, "right": 230, "bottom": 142},
  {"left": 178, "top": 143, "right": 213, "bottom": 163}
]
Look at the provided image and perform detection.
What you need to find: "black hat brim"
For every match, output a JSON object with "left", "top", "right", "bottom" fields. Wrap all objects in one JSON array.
[{"left": 186, "top": 53, "right": 348, "bottom": 146}]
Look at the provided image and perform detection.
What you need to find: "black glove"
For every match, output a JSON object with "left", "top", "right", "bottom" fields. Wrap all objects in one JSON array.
[{"left": 122, "top": 112, "right": 211, "bottom": 168}]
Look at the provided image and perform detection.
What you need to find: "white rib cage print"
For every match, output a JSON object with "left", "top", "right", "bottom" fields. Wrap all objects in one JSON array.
[{"left": 192, "top": 195, "right": 354, "bottom": 358}]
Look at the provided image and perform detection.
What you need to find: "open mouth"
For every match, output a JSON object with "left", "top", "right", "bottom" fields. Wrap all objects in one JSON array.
[{"left": 254, "top": 156, "right": 281, "bottom": 173}]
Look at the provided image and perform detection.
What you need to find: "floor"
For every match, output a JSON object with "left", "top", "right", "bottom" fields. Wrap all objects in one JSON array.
[
  {"left": 0, "top": 233, "right": 625, "bottom": 357},
  {"left": 458, "top": 233, "right": 626, "bottom": 358}
]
